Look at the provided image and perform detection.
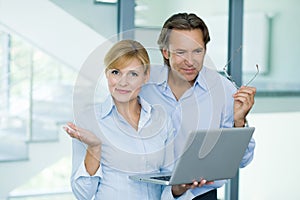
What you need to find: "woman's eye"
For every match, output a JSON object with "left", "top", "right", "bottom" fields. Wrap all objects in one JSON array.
[
  {"left": 111, "top": 69, "right": 120, "bottom": 75},
  {"left": 130, "top": 72, "right": 138, "bottom": 77}
]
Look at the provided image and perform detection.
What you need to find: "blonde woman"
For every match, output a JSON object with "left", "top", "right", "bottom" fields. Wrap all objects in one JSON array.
[{"left": 64, "top": 40, "right": 174, "bottom": 200}]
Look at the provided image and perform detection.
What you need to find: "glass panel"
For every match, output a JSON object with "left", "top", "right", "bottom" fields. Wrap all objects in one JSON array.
[
  {"left": 0, "top": 29, "right": 76, "bottom": 161},
  {"left": 240, "top": 1, "right": 300, "bottom": 199},
  {"left": 243, "top": 0, "right": 300, "bottom": 94},
  {"left": 0, "top": 31, "right": 29, "bottom": 161}
]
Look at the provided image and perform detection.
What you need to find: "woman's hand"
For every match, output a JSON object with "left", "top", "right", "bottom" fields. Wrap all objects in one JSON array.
[
  {"left": 63, "top": 122, "right": 102, "bottom": 175},
  {"left": 63, "top": 122, "right": 101, "bottom": 148}
]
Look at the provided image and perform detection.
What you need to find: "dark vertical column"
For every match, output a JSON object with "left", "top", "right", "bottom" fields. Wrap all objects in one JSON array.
[
  {"left": 225, "top": 0, "right": 244, "bottom": 199},
  {"left": 227, "top": 0, "right": 244, "bottom": 86},
  {"left": 117, "top": 0, "right": 135, "bottom": 40}
]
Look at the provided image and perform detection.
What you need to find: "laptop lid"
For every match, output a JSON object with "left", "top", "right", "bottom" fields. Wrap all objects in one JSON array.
[{"left": 129, "top": 127, "right": 255, "bottom": 185}]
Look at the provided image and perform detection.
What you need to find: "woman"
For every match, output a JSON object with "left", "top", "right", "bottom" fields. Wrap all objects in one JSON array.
[{"left": 64, "top": 40, "right": 175, "bottom": 199}]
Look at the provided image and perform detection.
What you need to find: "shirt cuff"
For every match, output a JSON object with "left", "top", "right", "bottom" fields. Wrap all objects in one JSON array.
[
  {"left": 74, "top": 161, "right": 103, "bottom": 180},
  {"left": 161, "top": 186, "right": 195, "bottom": 200}
]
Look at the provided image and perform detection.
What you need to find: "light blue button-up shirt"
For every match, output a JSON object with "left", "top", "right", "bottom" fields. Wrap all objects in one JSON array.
[
  {"left": 140, "top": 65, "right": 256, "bottom": 199},
  {"left": 71, "top": 96, "right": 175, "bottom": 200}
]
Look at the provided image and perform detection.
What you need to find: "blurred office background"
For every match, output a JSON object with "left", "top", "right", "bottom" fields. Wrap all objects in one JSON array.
[{"left": 0, "top": 0, "right": 299, "bottom": 199}]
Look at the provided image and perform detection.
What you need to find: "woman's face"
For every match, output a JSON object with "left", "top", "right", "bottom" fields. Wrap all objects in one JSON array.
[{"left": 106, "top": 58, "right": 149, "bottom": 104}]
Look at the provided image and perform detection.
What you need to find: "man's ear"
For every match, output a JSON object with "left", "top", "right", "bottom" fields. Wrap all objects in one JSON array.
[{"left": 162, "top": 48, "right": 169, "bottom": 59}]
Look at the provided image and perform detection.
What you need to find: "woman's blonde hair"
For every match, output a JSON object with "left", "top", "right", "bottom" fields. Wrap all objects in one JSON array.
[{"left": 104, "top": 40, "right": 150, "bottom": 74}]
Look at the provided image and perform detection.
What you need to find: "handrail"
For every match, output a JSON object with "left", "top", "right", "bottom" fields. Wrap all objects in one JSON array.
[{"left": 8, "top": 187, "right": 72, "bottom": 199}]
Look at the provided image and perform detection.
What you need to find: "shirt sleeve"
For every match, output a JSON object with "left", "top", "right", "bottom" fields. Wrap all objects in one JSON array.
[
  {"left": 71, "top": 161, "right": 103, "bottom": 200},
  {"left": 70, "top": 138, "right": 103, "bottom": 200},
  {"left": 161, "top": 186, "right": 196, "bottom": 200},
  {"left": 70, "top": 106, "right": 105, "bottom": 199},
  {"left": 161, "top": 180, "right": 227, "bottom": 199},
  {"left": 220, "top": 79, "right": 256, "bottom": 168},
  {"left": 239, "top": 137, "right": 256, "bottom": 168}
]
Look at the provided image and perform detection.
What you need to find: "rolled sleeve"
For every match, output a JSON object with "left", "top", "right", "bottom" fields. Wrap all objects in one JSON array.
[
  {"left": 71, "top": 161, "right": 103, "bottom": 200},
  {"left": 74, "top": 161, "right": 103, "bottom": 179}
]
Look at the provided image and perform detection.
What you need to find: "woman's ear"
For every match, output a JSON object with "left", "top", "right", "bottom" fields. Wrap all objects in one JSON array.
[
  {"left": 105, "top": 69, "right": 109, "bottom": 79},
  {"left": 144, "top": 68, "right": 150, "bottom": 83},
  {"left": 162, "top": 48, "right": 169, "bottom": 60}
]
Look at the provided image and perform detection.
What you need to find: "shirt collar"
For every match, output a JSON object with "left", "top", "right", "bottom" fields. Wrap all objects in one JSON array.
[
  {"left": 193, "top": 66, "right": 209, "bottom": 91},
  {"left": 152, "top": 64, "right": 210, "bottom": 92},
  {"left": 148, "top": 64, "right": 169, "bottom": 90},
  {"left": 99, "top": 95, "right": 152, "bottom": 119},
  {"left": 148, "top": 64, "right": 213, "bottom": 93},
  {"left": 100, "top": 95, "right": 115, "bottom": 119}
]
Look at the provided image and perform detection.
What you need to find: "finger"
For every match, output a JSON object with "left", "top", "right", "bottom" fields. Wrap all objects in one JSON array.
[
  {"left": 63, "top": 126, "right": 76, "bottom": 138},
  {"left": 198, "top": 179, "right": 207, "bottom": 187},
  {"left": 63, "top": 125, "right": 74, "bottom": 134},
  {"left": 243, "top": 86, "right": 256, "bottom": 93},
  {"left": 64, "top": 125, "right": 81, "bottom": 139},
  {"left": 234, "top": 90, "right": 255, "bottom": 99},
  {"left": 234, "top": 95, "right": 253, "bottom": 107},
  {"left": 190, "top": 181, "right": 199, "bottom": 189},
  {"left": 66, "top": 123, "right": 84, "bottom": 138},
  {"left": 66, "top": 122, "right": 76, "bottom": 129},
  {"left": 235, "top": 86, "right": 256, "bottom": 96},
  {"left": 206, "top": 181, "right": 215, "bottom": 185},
  {"left": 234, "top": 94, "right": 249, "bottom": 102}
]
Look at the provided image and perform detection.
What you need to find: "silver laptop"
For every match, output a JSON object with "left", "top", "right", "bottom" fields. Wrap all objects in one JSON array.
[{"left": 129, "top": 127, "right": 255, "bottom": 185}]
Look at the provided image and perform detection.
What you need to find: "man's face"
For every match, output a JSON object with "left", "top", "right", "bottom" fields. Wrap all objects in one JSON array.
[{"left": 163, "top": 29, "right": 206, "bottom": 83}]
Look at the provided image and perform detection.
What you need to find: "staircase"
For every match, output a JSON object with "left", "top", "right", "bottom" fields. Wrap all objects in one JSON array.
[{"left": 0, "top": 0, "right": 117, "bottom": 199}]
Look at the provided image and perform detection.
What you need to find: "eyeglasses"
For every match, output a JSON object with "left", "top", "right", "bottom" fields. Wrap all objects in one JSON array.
[{"left": 222, "top": 47, "right": 259, "bottom": 89}]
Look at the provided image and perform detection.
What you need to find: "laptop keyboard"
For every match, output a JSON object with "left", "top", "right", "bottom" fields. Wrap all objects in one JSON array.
[{"left": 151, "top": 175, "right": 171, "bottom": 181}]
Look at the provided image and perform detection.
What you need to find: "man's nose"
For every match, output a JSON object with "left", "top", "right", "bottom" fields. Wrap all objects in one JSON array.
[{"left": 184, "top": 52, "right": 194, "bottom": 66}]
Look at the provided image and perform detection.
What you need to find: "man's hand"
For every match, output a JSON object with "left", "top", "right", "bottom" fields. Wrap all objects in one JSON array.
[
  {"left": 233, "top": 86, "right": 256, "bottom": 127},
  {"left": 171, "top": 179, "right": 214, "bottom": 197}
]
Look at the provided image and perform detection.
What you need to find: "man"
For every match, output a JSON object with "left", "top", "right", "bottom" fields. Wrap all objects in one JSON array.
[{"left": 140, "top": 13, "right": 256, "bottom": 199}]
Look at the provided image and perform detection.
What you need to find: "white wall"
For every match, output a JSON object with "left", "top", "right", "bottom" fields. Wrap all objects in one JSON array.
[
  {"left": 240, "top": 111, "right": 300, "bottom": 199},
  {"left": 50, "top": 0, "right": 117, "bottom": 38},
  {"left": 0, "top": 0, "right": 108, "bottom": 70}
]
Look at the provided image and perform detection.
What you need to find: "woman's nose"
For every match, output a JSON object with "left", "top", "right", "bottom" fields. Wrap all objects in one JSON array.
[{"left": 117, "top": 74, "right": 129, "bottom": 86}]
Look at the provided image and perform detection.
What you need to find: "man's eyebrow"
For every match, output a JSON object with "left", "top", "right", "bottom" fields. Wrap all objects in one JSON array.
[{"left": 171, "top": 48, "right": 186, "bottom": 51}]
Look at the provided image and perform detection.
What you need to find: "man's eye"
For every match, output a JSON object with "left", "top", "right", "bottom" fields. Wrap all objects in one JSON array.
[
  {"left": 194, "top": 49, "right": 203, "bottom": 54},
  {"left": 176, "top": 51, "right": 185, "bottom": 55}
]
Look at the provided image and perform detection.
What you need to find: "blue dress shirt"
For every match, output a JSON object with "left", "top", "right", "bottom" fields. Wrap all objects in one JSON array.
[
  {"left": 71, "top": 96, "right": 175, "bottom": 200},
  {"left": 140, "top": 65, "right": 256, "bottom": 199}
]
